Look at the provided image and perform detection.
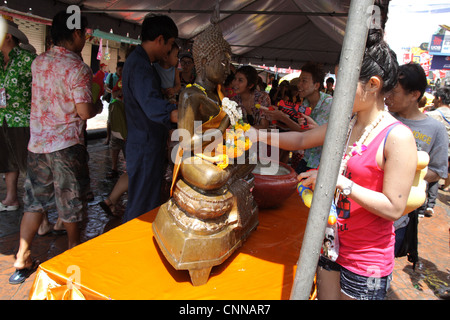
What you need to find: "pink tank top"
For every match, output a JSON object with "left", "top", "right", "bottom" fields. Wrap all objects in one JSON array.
[{"left": 336, "top": 122, "right": 402, "bottom": 277}]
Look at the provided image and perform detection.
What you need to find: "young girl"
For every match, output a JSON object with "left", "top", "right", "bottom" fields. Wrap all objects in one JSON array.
[
  {"left": 231, "top": 65, "right": 270, "bottom": 129},
  {"left": 154, "top": 42, "right": 181, "bottom": 104},
  {"left": 254, "top": 29, "right": 418, "bottom": 300}
]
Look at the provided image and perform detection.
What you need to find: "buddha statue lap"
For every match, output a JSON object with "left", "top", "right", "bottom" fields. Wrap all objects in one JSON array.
[{"left": 152, "top": 22, "right": 259, "bottom": 286}]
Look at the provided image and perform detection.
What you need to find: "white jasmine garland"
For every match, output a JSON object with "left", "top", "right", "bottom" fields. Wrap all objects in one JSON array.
[{"left": 222, "top": 97, "right": 242, "bottom": 125}]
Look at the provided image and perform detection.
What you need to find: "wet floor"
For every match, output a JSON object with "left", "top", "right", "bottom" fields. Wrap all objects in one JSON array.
[{"left": 0, "top": 132, "right": 448, "bottom": 300}]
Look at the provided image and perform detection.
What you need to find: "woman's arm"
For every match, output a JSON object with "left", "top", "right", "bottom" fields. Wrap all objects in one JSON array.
[
  {"left": 297, "top": 125, "right": 417, "bottom": 221},
  {"left": 336, "top": 125, "right": 417, "bottom": 221},
  {"left": 255, "top": 123, "right": 327, "bottom": 151}
]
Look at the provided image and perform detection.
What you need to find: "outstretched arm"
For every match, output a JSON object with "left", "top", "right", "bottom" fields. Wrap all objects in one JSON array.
[{"left": 254, "top": 123, "right": 328, "bottom": 151}]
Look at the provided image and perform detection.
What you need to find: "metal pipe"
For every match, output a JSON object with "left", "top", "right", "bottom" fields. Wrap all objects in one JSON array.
[
  {"left": 289, "top": 0, "right": 375, "bottom": 300},
  {"left": 81, "top": 9, "right": 348, "bottom": 17}
]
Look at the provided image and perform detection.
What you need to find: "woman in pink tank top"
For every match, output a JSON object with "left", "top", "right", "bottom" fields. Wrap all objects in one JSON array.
[{"left": 257, "top": 29, "right": 418, "bottom": 299}]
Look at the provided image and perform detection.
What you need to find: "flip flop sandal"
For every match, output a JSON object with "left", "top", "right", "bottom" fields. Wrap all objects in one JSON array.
[
  {"left": 0, "top": 202, "right": 19, "bottom": 211},
  {"left": 52, "top": 229, "right": 67, "bottom": 235},
  {"left": 9, "top": 260, "right": 40, "bottom": 285},
  {"left": 37, "top": 229, "right": 53, "bottom": 237}
]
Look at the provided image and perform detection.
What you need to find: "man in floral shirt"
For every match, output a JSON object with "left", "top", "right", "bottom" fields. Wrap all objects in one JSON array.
[
  {"left": 0, "top": 18, "right": 35, "bottom": 212},
  {"left": 294, "top": 62, "right": 333, "bottom": 173},
  {"left": 9, "top": 11, "right": 101, "bottom": 285}
]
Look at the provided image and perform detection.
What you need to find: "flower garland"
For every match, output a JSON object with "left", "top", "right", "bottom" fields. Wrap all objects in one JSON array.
[
  {"left": 186, "top": 83, "right": 252, "bottom": 168},
  {"left": 339, "top": 111, "right": 386, "bottom": 175},
  {"left": 186, "top": 83, "right": 207, "bottom": 95},
  {"left": 221, "top": 97, "right": 242, "bottom": 125}
]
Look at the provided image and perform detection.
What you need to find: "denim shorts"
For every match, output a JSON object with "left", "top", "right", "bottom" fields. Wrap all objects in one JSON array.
[
  {"left": 23, "top": 144, "right": 90, "bottom": 223},
  {"left": 318, "top": 256, "right": 392, "bottom": 300}
]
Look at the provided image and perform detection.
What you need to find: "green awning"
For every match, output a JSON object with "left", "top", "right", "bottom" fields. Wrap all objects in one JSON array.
[{"left": 91, "top": 29, "right": 141, "bottom": 45}]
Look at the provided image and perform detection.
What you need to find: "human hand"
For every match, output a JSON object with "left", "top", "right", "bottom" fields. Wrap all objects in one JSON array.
[
  {"left": 164, "top": 87, "right": 175, "bottom": 96},
  {"left": 299, "top": 114, "right": 318, "bottom": 130},
  {"left": 262, "top": 108, "right": 288, "bottom": 122},
  {"left": 297, "top": 169, "right": 318, "bottom": 190}
]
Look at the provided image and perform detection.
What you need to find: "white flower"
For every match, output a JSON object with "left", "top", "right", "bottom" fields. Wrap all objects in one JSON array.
[{"left": 221, "top": 97, "right": 243, "bottom": 125}]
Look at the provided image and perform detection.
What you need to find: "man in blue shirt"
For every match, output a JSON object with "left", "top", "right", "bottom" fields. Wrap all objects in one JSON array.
[{"left": 122, "top": 15, "right": 178, "bottom": 222}]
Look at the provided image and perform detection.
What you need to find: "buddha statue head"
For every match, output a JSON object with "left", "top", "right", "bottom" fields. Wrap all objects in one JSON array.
[{"left": 192, "top": 22, "right": 231, "bottom": 89}]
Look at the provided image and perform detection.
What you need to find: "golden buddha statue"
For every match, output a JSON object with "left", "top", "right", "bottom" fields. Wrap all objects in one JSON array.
[{"left": 152, "top": 20, "right": 259, "bottom": 286}]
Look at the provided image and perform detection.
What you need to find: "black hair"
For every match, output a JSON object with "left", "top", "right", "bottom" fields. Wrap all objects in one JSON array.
[
  {"left": 359, "top": 28, "right": 398, "bottom": 94},
  {"left": 271, "top": 79, "right": 279, "bottom": 88},
  {"left": 141, "top": 14, "right": 178, "bottom": 43},
  {"left": 300, "top": 62, "right": 325, "bottom": 86},
  {"left": 326, "top": 77, "right": 334, "bottom": 84},
  {"left": 224, "top": 72, "right": 235, "bottom": 87},
  {"left": 51, "top": 10, "right": 88, "bottom": 46},
  {"left": 435, "top": 86, "right": 450, "bottom": 106},
  {"left": 116, "top": 61, "right": 125, "bottom": 68},
  {"left": 397, "top": 63, "right": 428, "bottom": 102},
  {"left": 374, "top": 0, "right": 391, "bottom": 30},
  {"left": 236, "top": 65, "right": 258, "bottom": 92}
]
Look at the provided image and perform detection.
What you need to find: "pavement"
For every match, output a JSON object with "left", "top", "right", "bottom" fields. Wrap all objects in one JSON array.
[{"left": 0, "top": 113, "right": 448, "bottom": 300}]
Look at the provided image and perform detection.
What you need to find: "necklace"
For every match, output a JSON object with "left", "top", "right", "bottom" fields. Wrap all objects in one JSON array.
[
  {"left": 339, "top": 111, "right": 386, "bottom": 175},
  {"left": 186, "top": 83, "right": 207, "bottom": 95}
]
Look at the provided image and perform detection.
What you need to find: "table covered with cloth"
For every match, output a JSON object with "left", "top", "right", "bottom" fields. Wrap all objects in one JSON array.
[{"left": 29, "top": 193, "right": 309, "bottom": 300}]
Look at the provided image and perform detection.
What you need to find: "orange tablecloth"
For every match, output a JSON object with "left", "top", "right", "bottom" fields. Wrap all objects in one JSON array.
[{"left": 29, "top": 193, "right": 309, "bottom": 300}]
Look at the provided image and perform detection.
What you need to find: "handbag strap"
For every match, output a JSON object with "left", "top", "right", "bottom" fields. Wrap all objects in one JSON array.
[
  {"left": 383, "top": 121, "right": 402, "bottom": 160},
  {"left": 436, "top": 109, "right": 450, "bottom": 125}
]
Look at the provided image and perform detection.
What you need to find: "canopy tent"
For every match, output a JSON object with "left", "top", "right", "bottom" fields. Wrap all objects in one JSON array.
[{"left": 2, "top": 0, "right": 352, "bottom": 71}]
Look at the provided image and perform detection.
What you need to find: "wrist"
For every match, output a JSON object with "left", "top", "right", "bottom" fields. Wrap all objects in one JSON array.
[{"left": 337, "top": 175, "right": 354, "bottom": 196}]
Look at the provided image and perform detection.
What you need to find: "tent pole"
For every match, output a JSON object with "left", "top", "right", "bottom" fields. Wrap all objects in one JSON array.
[{"left": 290, "top": 0, "right": 375, "bottom": 300}]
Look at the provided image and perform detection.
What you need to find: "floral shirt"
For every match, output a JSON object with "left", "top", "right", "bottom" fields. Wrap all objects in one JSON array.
[
  {"left": 231, "top": 90, "right": 271, "bottom": 126},
  {"left": 302, "top": 91, "right": 333, "bottom": 168},
  {"left": 0, "top": 46, "right": 36, "bottom": 127},
  {"left": 28, "top": 46, "right": 93, "bottom": 153}
]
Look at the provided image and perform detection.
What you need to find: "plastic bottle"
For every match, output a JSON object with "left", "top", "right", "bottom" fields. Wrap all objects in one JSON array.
[{"left": 297, "top": 182, "right": 313, "bottom": 207}]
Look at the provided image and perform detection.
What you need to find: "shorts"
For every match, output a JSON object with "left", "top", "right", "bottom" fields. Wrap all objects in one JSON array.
[
  {"left": 110, "top": 135, "right": 126, "bottom": 156},
  {"left": 0, "top": 119, "right": 30, "bottom": 173},
  {"left": 318, "top": 256, "right": 392, "bottom": 300},
  {"left": 23, "top": 144, "right": 90, "bottom": 223}
]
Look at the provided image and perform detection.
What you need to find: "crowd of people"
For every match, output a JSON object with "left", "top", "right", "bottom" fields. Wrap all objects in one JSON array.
[{"left": 0, "top": 8, "right": 448, "bottom": 301}]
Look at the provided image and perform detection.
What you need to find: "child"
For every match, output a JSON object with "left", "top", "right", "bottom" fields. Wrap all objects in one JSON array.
[{"left": 154, "top": 42, "right": 181, "bottom": 104}]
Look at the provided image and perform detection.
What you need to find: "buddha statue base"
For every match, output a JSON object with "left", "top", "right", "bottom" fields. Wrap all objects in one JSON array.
[{"left": 152, "top": 175, "right": 258, "bottom": 286}]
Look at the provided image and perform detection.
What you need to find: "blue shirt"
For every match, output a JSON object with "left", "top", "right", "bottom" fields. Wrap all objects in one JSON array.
[
  {"left": 122, "top": 45, "right": 177, "bottom": 222},
  {"left": 153, "top": 63, "right": 175, "bottom": 90},
  {"left": 302, "top": 91, "right": 333, "bottom": 168},
  {"left": 122, "top": 45, "right": 177, "bottom": 143}
]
